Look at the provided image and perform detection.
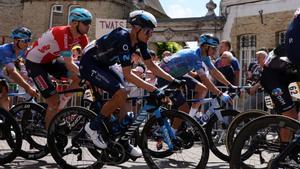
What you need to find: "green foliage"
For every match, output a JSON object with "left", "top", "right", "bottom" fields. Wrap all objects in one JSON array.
[{"left": 156, "top": 42, "right": 183, "bottom": 59}]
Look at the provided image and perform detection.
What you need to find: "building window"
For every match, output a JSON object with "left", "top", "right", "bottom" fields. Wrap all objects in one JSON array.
[
  {"left": 68, "top": 5, "right": 80, "bottom": 24},
  {"left": 50, "top": 4, "right": 64, "bottom": 28},
  {"left": 277, "top": 31, "right": 286, "bottom": 45},
  {"left": 239, "top": 34, "right": 256, "bottom": 85}
]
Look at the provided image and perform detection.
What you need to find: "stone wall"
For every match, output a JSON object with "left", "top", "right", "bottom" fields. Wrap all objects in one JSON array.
[{"left": 230, "top": 10, "right": 294, "bottom": 57}]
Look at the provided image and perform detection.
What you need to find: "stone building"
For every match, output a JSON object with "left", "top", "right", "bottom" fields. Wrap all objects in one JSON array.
[
  {"left": 0, "top": 0, "right": 168, "bottom": 43},
  {"left": 220, "top": 0, "right": 300, "bottom": 84}
]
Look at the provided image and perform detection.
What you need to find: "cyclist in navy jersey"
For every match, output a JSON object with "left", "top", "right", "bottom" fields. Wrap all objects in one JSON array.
[
  {"left": 80, "top": 10, "right": 183, "bottom": 157},
  {"left": 0, "top": 27, "right": 39, "bottom": 111}
]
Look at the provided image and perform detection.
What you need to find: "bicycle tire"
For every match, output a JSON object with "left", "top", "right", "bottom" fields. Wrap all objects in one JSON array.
[
  {"left": 230, "top": 115, "right": 300, "bottom": 169},
  {"left": 0, "top": 107, "right": 22, "bottom": 164},
  {"left": 10, "top": 102, "right": 48, "bottom": 160},
  {"left": 47, "top": 106, "right": 104, "bottom": 169},
  {"left": 225, "top": 109, "right": 268, "bottom": 155},
  {"left": 205, "top": 109, "right": 239, "bottom": 162},
  {"left": 141, "top": 109, "right": 209, "bottom": 169}
]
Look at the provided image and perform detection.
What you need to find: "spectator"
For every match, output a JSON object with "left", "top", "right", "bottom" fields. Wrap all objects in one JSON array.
[
  {"left": 244, "top": 50, "right": 267, "bottom": 110},
  {"left": 149, "top": 49, "right": 160, "bottom": 64},
  {"left": 215, "top": 51, "right": 235, "bottom": 87},
  {"left": 215, "top": 40, "right": 240, "bottom": 85},
  {"left": 71, "top": 45, "right": 82, "bottom": 65},
  {"left": 162, "top": 50, "right": 171, "bottom": 59}
]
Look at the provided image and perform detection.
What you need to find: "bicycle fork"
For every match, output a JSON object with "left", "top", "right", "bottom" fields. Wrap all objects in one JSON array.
[{"left": 154, "top": 108, "right": 176, "bottom": 151}]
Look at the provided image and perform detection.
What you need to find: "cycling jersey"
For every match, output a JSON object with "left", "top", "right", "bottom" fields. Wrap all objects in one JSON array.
[
  {"left": 286, "top": 14, "right": 300, "bottom": 69},
  {"left": 26, "top": 26, "right": 88, "bottom": 64},
  {"left": 81, "top": 27, "right": 151, "bottom": 68},
  {"left": 159, "top": 48, "right": 215, "bottom": 78},
  {"left": 80, "top": 27, "right": 152, "bottom": 95},
  {"left": 0, "top": 43, "right": 25, "bottom": 77}
]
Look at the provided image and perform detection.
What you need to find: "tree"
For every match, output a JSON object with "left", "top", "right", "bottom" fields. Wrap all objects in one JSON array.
[{"left": 155, "top": 42, "right": 183, "bottom": 59}]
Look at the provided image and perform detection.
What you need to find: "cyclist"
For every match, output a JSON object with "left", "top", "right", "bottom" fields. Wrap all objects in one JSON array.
[
  {"left": 157, "top": 34, "right": 236, "bottom": 121},
  {"left": 0, "top": 27, "right": 39, "bottom": 111},
  {"left": 25, "top": 7, "right": 92, "bottom": 129},
  {"left": 259, "top": 8, "right": 300, "bottom": 143},
  {"left": 81, "top": 10, "right": 182, "bottom": 157}
]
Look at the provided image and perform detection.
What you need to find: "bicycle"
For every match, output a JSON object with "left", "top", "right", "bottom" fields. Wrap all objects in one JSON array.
[
  {"left": 9, "top": 82, "right": 90, "bottom": 160},
  {"left": 185, "top": 89, "right": 240, "bottom": 162},
  {"left": 229, "top": 114, "right": 300, "bottom": 169},
  {"left": 47, "top": 85, "right": 210, "bottom": 169},
  {"left": 0, "top": 105, "right": 22, "bottom": 164},
  {"left": 229, "top": 81, "right": 300, "bottom": 168}
]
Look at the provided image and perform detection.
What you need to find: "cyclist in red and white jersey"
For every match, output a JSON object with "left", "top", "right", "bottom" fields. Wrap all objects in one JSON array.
[{"left": 25, "top": 7, "right": 92, "bottom": 129}]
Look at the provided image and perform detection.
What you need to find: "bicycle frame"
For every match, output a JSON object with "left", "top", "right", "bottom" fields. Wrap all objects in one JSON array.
[
  {"left": 271, "top": 132, "right": 300, "bottom": 167},
  {"left": 119, "top": 102, "right": 176, "bottom": 151},
  {"left": 187, "top": 97, "right": 225, "bottom": 125}
]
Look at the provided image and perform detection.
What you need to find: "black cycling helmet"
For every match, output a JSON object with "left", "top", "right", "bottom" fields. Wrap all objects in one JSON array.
[
  {"left": 128, "top": 10, "right": 157, "bottom": 29},
  {"left": 199, "top": 34, "right": 219, "bottom": 47}
]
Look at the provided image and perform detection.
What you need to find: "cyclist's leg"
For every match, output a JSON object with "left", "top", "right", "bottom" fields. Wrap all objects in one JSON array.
[
  {"left": 0, "top": 79, "right": 9, "bottom": 111},
  {"left": 261, "top": 67, "right": 298, "bottom": 142},
  {"left": 45, "top": 59, "right": 80, "bottom": 110},
  {"left": 181, "top": 75, "right": 207, "bottom": 116},
  {"left": 80, "top": 61, "right": 126, "bottom": 121},
  {"left": 26, "top": 60, "right": 59, "bottom": 129}
]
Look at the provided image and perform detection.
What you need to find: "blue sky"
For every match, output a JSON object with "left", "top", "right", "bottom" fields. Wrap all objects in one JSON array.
[{"left": 159, "top": 0, "right": 221, "bottom": 18}]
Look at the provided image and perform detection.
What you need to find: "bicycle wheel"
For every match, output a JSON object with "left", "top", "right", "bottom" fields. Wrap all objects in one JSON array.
[
  {"left": 141, "top": 109, "right": 209, "bottom": 169},
  {"left": 0, "top": 107, "right": 22, "bottom": 164},
  {"left": 205, "top": 109, "right": 239, "bottom": 162},
  {"left": 10, "top": 102, "right": 48, "bottom": 160},
  {"left": 47, "top": 106, "right": 104, "bottom": 169},
  {"left": 225, "top": 109, "right": 268, "bottom": 155},
  {"left": 230, "top": 115, "right": 300, "bottom": 169}
]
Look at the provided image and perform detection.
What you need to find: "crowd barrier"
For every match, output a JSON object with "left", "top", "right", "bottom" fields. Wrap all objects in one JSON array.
[{"left": 8, "top": 82, "right": 269, "bottom": 113}]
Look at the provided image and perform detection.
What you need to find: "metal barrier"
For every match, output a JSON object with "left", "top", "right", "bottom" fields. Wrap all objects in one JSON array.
[{"left": 8, "top": 83, "right": 268, "bottom": 113}]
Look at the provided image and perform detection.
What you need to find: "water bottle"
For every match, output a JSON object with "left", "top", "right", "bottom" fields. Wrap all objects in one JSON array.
[{"left": 119, "top": 111, "right": 135, "bottom": 131}]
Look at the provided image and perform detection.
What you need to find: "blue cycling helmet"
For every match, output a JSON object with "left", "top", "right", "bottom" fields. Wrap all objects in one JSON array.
[
  {"left": 69, "top": 8, "right": 92, "bottom": 22},
  {"left": 129, "top": 10, "right": 157, "bottom": 28},
  {"left": 199, "top": 34, "right": 219, "bottom": 47},
  {"left": 10, "top": 26, "right": 32, "bottom": 40}
]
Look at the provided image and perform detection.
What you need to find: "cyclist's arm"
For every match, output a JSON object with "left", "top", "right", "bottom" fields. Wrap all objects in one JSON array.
[
  {"left": 198, "top": 73, "right": 222, "bottom": 96},
  {"left": 5, "top": 63, "right": 34, "bottom": 93},
  {"left": 123, "top": 65, "right": 156, "bottom": 92},
  {"left": 61, "top": 51, "right": 79, "bottom": 76},
  {"left": 144, "top": 59, "right": 174, "bottom": 82}
]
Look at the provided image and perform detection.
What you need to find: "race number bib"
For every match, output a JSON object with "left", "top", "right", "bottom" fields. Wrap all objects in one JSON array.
[
  {"left": 264, "top": 95, "right": 274, "bottom": 110},
  {"left": 288, "top": 82, "right": 300, "bottom": 99}
]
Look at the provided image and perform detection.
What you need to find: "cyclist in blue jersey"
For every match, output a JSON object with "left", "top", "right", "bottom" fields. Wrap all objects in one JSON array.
[
  {"left": 157, "top": 34, "right": 236, "bottom": 119},
  {"left": 0, "top": 27, "right": 39, "bottom": 111},
  {"left": 80, "top": 10, "right": 183, "bottom": 157}
]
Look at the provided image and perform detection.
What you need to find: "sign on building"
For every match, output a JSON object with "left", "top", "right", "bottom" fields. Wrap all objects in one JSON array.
[{"left": 96, "top": 18, "right": 127, "bottom": 38}]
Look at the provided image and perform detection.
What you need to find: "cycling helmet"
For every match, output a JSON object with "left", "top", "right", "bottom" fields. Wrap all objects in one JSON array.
[
  {"left": 69, "top": 8, "right": 92, "bottom": 22},
  {"left": 199, "top": 34, "right": 219, "bottom": 47},
  {"left": 10, "top": 26, "right": 32, "bottom": 40},
  {"left": 129, "top": 10, "right": 157, "bottom": 28}
]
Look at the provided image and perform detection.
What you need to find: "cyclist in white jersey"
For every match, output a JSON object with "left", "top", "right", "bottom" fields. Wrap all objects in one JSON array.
[{"left": 25, "top": 8, "right": 92, "bottom": 129}]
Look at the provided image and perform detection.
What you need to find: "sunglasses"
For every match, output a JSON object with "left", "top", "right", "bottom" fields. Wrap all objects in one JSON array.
[
  {"left": 18, "top": 39, "right": 31, "bottom": 43},
  {"left": 142, "top": 28, "right": 154, "bottom": 36},
  {"left": 80, "top": 20, "right": 92, "bottom": 25}
]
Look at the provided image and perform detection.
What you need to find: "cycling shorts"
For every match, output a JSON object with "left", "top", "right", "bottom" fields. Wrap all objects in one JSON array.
[
  {"left": 260, "top": 66, "right": 297, "bottom": 113},
  {"left": 25, "top": 59, "right": 70, "bottom": 98},
  {"left": 79, "top": 48, "right": 125, "bottom": 95}
]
